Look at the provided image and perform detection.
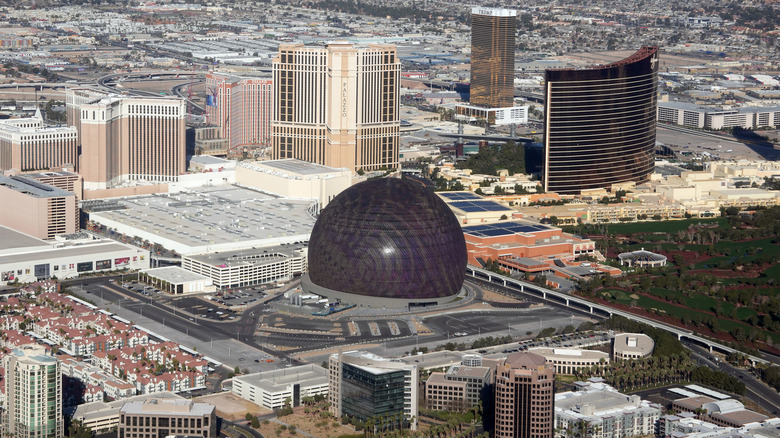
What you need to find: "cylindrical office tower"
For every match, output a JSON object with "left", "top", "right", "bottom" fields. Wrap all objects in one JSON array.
[{"left": 543, "top": 46, "right": 659, "bottom": 194}]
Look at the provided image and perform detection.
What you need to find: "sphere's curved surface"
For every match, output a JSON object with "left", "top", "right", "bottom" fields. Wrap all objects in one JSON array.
[{"left": 308, "top": 178, "right": 467, "bottom": 300}]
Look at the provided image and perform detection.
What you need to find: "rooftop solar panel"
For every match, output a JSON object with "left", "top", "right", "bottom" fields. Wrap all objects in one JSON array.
[
  {"left": 462, "top": 221, "right": 552, "bottom": 237},
  {"left": 440, "top": 192, "right": 481, "bottom": 201},
  {"left": 449, "top": 200, "right": 512, "bottom": 212}
]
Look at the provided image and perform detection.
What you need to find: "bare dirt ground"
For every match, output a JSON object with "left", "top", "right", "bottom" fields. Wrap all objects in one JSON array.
[
  {"left": 560, "top": 50, "right": 726, "bottom": 71},
  {"left": 255, "top": 405, "right": 357, "bottom": 438},
  {"left": 194, "top": 392, "right": 271, "bottom": 420}
]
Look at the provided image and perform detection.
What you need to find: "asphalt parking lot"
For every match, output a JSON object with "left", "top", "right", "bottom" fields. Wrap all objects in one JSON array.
[
  {"left": 214, "top": 287, "right": 268, "bottom": 308},
  {"left": 169, "top": 296, "right": 239, "bottom": 321},
  {"left": 424, "top": 307, "right": 581, "bottom": 338}
]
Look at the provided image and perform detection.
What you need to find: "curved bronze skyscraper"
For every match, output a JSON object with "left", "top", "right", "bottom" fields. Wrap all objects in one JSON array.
[
  {"left": 543, "top": 47, "right": 659, "bottom": 194},
  {"left": 470, "top": 8, "right": 516, "bottom": 109}
]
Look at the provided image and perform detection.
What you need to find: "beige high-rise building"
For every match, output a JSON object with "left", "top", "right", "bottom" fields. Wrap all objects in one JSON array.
[
  {"left": 66, "top": 88, "right": 186, "bottom": 190},
  {"left": 495, "top": 352, "right": 555, "bottom": 438},
  {"left": 206, "top": 72, "right": 273, "bottom": 157},
  {"left": 0, "top": 110, "right": 78, "bottom": 172},
  {"left": 272, "top": 43, "right": 400, "bottom": 172},
  {"left": 0, "top": 174, "right": 79, "bottom": 239},
  {"left": 2, "top": 344, "right": 63, "bottom": 438}
]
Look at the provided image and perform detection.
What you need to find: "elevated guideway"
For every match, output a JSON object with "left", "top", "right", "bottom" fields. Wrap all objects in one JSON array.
[{"left": 466, "top": 265, "right": 771, "bottom": 366}]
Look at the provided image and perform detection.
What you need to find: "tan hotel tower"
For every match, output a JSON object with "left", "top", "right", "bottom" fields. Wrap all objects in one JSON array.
[
  {"left": 272, "top": 43, "right": 400, "bottom": 172},
  {"left": 67, "top": 88, "right": 186, "bottom": 190}
]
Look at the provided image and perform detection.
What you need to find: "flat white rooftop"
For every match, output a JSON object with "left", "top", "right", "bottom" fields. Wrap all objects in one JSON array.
[
  {"left": 88, "top": 186, "right": 316, "bottom": 255},
  {"left": 140, "top": 266, "right": 211, "bottom": 284},
  {"left": 235, "top": 364, "right": 328, "bottom": 393},
  {"left": 120, "top": 398, "right": 214, "bottom": 416},
  {"left": 241, "top": 158, "right": 348, "bottom": 176},
  {"left": 0, "top": 226, "right": 50, "bottom": 254},
  {"left": 0, "top": 240, "right": 144, "bottom": 265}
]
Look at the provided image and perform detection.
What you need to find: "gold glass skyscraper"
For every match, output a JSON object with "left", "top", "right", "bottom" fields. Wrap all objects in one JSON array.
[{"left": 470, "top": 8, "right": 517, "bottom": 109}]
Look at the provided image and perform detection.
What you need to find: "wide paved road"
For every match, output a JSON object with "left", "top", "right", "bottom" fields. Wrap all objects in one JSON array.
[
  {"left": 64, "top": 277, "right": 285, "bottom": 372},
  {"left": 684, "top": 341, "right": 780, "bottom": 417}
]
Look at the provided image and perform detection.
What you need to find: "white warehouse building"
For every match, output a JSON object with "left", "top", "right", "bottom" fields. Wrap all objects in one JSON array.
[
  {"left": 232, "top": 364, "right": 329, "bottom": 409},
  {"left": 0, "top": 227, "right": 149, "bottom": 285}
]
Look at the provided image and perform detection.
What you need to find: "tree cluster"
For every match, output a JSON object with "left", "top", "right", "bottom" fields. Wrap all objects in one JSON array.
[
  {"left": 455, "top": 141, "right": 525, "bottom": 176},
  {"left": 762, "top": 366, "right": 780, "bottom": 392}
]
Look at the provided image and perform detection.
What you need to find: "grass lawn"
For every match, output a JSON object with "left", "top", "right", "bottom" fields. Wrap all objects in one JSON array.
[
  {"left": 686, "top": 294, "right": 719, "bottom": 313},
  {"left": 639, "top": 234, "right": 670, "bottom": 242},
  {"left": 694, "top": 256, "right": 731, "bottom": 269},
  {"left": 648, "top": 287, "right": 683, "bottom": 301},
  {"left": 715, "top": 238, "right": 779, "bottom": 257},
  {"left": 763, "top": 262, "right": 780, "bottom": 279},
  {"left": 599, "top": 288, "right": 780, "bottom": 344},
  {"left": 598, "top": 218, "right": 726, "bottom": 235},
  {"left": 735, "top": 307, "right": 758, "bottom": 321},
  {"left": 601, "top": 288, "right": 637, "bottom": 305},
  {"left": 635, "top": 295, "right": 692, "bottom": 319}
]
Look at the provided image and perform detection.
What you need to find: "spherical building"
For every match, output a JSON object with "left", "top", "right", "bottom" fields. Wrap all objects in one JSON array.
[{"left": 303, "top": 178, "right": 467, "bottom": 307}]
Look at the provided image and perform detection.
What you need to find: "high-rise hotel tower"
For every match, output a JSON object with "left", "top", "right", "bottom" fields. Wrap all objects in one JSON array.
[
  {"left": 469, "top": 8, "right": 517, "bottom": 109},
  {"left": 271, "top": 43, "right": 400, "bottom": 172},
  {"left": 206, "top": 72, "right": 273, "bottom": 157},
  {"left": 543, "top": 47, "right": 659, "bottom": 194},
  {"left": 66, "top": 88, "right": 186, "bottom": 190}
]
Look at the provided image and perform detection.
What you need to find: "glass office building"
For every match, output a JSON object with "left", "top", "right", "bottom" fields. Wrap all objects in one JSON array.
[
  {"left": 543, "top": 46, "right": 659, "bottom": 194},
  {"left": 341, "top": 364, "right": 409, "bottom": 421},
  {"left": 330, "top": 351, "right": 418, "bottom": 430}
]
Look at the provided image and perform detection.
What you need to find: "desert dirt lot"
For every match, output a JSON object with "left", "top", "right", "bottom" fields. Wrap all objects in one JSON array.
[
  {"left": 194, "top": 392, "right": 271, "bottom": 420},
  {"left": 256, "top": 405, "right": 358, "bottom": 438}
]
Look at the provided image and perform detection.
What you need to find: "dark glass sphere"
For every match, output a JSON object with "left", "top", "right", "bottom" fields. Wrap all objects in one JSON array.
[{"left": 308, "top": 178, "right": 467, "bottom": 300}]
